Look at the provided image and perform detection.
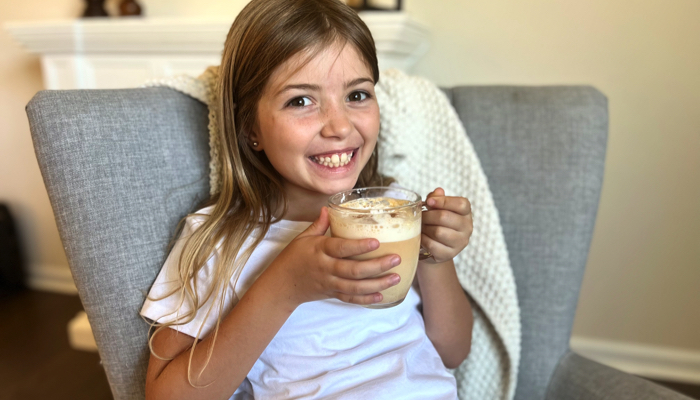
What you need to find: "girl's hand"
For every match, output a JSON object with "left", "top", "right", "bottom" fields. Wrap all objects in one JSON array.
[
  {"left": 420, "top": 188, "right": 473, "bottom": 264},
  {"left": 265, "top": 207, "right": 402, "bottom": 308}
]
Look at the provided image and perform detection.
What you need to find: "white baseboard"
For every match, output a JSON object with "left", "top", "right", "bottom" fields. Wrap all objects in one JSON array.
[
  {"left": 25, "top": 264, "right": 96, "bottom": 352},
  {"left": 571, "top": 336, "right": 700, "bottom": 384},
  {"left": 68, "top": 311, "right": 98, "bottom": 352},
  {"left": 26, "top": 263, "right": 77, "bottom": 294}
]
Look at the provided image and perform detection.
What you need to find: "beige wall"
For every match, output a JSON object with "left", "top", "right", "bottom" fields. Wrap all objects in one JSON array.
[
  {"left": 2, "top": 0, "right": 698, "bottom": 354},
  {"left": 403, "top": 0, "right": 700, "bottom": 352},
  {"left": 0, "top": 0, "right": 82, "bottom": 281}
]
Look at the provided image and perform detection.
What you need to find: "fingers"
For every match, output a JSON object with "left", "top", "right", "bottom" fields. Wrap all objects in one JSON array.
[
  {"left": 297, "top": 207, "right": 331, "bottom": 238},
  {"left": 425, "top": 192, "right": 472, "bottom": 217},
  {"left": 336, "top": 293, "right": 384, "bottom": 306},
  {"left": 330, "top": 254, "right": 402, "bottom": 305},
  {"left": 427, "top": 187, "right": 445, "bottom": 199},
  {"left": 421, "top": 225, "right": 464, "bottom": 249},
  {"left": 420, "top": 232, "right": 455, "bottom": 264},
  {"left": 422, "top": 209, "right": 468, "bottom": 231},
  {"left": 334, "top": 254, "right": 401, "bottom": 280},
  {"left": 333, "top": 273, "right": 401, "bottom": 304},
  {"left": 323, "top": 237, "right": 380, "bottom": 259}
]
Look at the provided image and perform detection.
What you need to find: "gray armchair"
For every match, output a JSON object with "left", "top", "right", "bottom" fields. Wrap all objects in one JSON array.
[{"left": 26, "top": 86, "right": 690, "bottom": 400}]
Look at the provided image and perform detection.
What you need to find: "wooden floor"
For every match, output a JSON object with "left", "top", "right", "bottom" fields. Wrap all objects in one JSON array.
[
  {"left": 0, "top": 289, "right": 698, "bottom": 400},
  {"left": 0, "top": 289, "right": 112, "bottom": 400},
  {"left": 653, "top": 380, "right": 700, "bottom": 400}
]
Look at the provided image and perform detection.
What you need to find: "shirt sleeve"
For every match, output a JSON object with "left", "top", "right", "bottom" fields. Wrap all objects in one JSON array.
[{"left": 140, "top": 213, "right": 238, "bottom": 339}]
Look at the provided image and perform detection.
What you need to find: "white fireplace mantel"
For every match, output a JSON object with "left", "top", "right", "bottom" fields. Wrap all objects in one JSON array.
[{"left": 5, "top": 14, "right": 430, "bottom": 90}]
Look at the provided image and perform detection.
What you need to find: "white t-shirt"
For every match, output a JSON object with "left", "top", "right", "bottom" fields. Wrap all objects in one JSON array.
[{"left": 141, "top": 207, "right": 458, "bottom": 400}]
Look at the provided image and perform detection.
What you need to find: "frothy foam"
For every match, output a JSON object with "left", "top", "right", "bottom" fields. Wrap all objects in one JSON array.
[{"left": 329, "top": 197, "right": 421, "bottom": 242}]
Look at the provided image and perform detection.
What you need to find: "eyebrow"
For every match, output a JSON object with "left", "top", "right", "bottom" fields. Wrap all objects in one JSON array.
[
  {"left": 275, "top": 77, "right": 374, "bottom": 96},
  {"left": 344, "top": 77, "right": 374, "bottom": 89}
]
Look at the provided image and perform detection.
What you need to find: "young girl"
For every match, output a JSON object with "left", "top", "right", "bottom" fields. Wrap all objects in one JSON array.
[{"left": 140, "top": 0, "right": 474, "bottom": 399}]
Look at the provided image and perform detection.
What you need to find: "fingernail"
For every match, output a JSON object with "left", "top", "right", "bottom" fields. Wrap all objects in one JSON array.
[
  {"left": 391, "top": 256, "right": 401, "bottom": 266},
  {"left": 427, "top": 199, "right": 436, "bottom": 206},
  {"left": 369, "top": 239, "right": 379, "bottom": 250},
  {"left": 390, "top": 274, "right": 401, "bottom": 285},
  {"left": 374, "top": 293, "right": 383, "bottom": 302}
]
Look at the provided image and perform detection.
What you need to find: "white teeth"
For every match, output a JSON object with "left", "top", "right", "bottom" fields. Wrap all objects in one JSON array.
[{"left": 312, "top": 151, "right": 354, "bottom": 168}]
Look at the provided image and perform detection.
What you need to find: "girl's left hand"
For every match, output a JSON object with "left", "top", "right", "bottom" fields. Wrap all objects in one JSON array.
[{"left": 420, "top": 188, "right": 473, "bottom": 264}]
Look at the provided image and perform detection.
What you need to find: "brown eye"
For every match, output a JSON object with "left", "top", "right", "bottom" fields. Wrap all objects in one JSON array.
[
  {"left": 347, "top": 91, "right": 369, "bottom": 102},
  {"left": 287, "top": 96, "right": 312, "bottom": 107}
]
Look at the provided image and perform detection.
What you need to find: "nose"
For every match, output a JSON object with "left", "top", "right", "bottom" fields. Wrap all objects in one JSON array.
[{"left": 320, "top": 101, "right": 352, "bottom": 138}]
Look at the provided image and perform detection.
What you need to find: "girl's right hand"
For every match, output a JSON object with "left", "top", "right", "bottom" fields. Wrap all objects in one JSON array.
[{"left": 265, "top": 206, "right": 401, "bottom": 308}]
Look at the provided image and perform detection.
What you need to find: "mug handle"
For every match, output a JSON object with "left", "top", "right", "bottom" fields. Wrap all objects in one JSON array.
[{"left": 418, "top": 201, "right": 433, "bottom": 261}]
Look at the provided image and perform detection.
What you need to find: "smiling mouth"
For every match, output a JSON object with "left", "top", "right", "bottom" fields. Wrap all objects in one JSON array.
[{"left": 308, "top": 148, "right": 357, "bottom": 168}]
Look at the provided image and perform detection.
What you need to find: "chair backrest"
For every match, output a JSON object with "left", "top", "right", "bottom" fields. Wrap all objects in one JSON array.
[
  {"left": 27, "top": 85, "right": 607, "bottom": 400},
  {"left": 442, "top": 86, "right": 608, "bottom": 400},
  {"left": 27, "top": 88, "right": 210, "bottom": 400}
]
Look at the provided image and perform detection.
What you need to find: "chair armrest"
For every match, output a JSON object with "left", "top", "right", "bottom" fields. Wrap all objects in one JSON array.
[{"left": 546, "top": 351, "right": 693, "bottom": 400}]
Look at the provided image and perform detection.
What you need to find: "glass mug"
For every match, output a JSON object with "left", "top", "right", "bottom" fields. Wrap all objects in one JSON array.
[{"left": 327, "top": 187, "right": 431, "bottom": 309}]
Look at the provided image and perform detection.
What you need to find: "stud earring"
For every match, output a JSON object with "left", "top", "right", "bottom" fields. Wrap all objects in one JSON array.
[{"left": 252, "top": 141, "right": 259, "bottom": 147}]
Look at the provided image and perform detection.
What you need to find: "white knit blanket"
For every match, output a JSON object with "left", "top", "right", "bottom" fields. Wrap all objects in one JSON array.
[{"left": 143, "top": 68, "right": 521, "bottom": 400}]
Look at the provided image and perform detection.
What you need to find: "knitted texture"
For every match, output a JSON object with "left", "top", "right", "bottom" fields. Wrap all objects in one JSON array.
[
  {"left": 143, "top": 66, "right": 222, "bottom": 196},
  {"left": 143, "top": 68, "right": 521, "bottom": 400},
  {"left": 375, "top": 69, "right": 520, "bottom": 400}
]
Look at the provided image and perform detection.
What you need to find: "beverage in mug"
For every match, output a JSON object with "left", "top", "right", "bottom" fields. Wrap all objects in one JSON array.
[{"left": 328, "top": 187, "right": 424, "bottom": 309}]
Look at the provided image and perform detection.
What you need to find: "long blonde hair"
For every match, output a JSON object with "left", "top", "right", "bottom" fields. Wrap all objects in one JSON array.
[{"left": 148, "top": 0, "right": 394, "bottom": 384}]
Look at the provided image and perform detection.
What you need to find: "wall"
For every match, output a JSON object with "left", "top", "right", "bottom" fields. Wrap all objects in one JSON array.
[
  {"left": 403, "top": 0, "right": 700, "bottom": 355},
  {"left": 0, "top": 0, "right": 83, "bottom": 292},
  {"left": 2, "top": 0, "right": 699, "bottom": 376}
]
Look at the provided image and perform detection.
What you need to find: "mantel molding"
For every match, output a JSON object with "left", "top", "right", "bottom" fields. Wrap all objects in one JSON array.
[
  {"left": 5, "top": 13, "right": 429, "bottom": 70},
  {"left": 5, "top": 17, "right": 234, "bottom": 54}
]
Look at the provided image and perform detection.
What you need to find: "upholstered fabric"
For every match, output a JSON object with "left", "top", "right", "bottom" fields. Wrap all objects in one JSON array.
[
  {"left": 27, "top": 88, "right": 210, "bottom": 399},
  {"left": 443, "top": 86, "right": 608, "bottom": 400},
  {"left": 547, "top": 351, "right": 692, "bottom": 399},
  {"left": 27, "top": 85, "right": 687, "bottom": 400}
]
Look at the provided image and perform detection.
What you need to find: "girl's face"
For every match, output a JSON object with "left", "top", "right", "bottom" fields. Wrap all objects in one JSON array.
[{"left": 252, "top": 43, "right": 379, "bottom": 200}]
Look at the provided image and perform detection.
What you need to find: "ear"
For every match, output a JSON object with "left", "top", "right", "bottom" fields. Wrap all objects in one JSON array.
[
  {"left": 248, "top": 119, "right": 263, "bottom": 151},
  {"left": 248, "top": 131, "right": 263, "bottom": 151}
]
